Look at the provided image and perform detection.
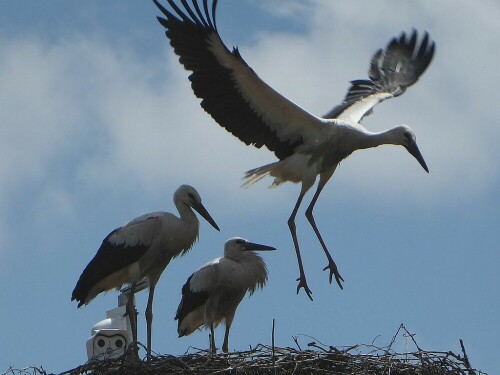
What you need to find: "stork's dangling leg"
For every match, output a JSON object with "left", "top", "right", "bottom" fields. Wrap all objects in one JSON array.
[
  {"left": 288, "top": 186, "right": 313, "bottom": 301},
  {"left": 125, "top": 283, "right": 139, "bottom": 356},
  {"left": 305, "top": 166, "right": 344, "bottom": 289},
  {"left": 145, "top": 283, "right": 156, "bottom": 359}
]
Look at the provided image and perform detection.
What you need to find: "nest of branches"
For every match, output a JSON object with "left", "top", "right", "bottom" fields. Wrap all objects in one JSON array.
[{"left": 4, "top": 325, "right": 485, "bottom": 375}]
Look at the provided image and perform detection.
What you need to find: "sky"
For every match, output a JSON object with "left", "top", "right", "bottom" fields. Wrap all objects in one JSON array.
[{"left": 0, "top": 0, "right": 498, "bottom": 373}]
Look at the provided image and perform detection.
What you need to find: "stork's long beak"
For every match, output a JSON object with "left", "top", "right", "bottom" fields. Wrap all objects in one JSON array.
[
  {"left": 193, "top": 202, "right": 220, "bottom": 231},
  {"left": 245, "top": 242, "right": 276, "bottom": 251},
  {"left": 405, "top": 141, "right": 429, "bottom": 173}
]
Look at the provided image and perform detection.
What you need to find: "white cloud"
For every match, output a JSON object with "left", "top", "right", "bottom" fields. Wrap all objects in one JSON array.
[
  {"left": 0, "top": 32, "right": 283, "bottom": 244},
  {"left": 0, "top": 37, "right": 89, "bottom": 251},
  {"left": 0, "top": 38, "right": 78, "bottom": 185},
  {"left": 254, "top": 0, "right": 314, "bottom": 19},
  {"left": 0, "top": 0, "right": 498, "bottom": 247}
]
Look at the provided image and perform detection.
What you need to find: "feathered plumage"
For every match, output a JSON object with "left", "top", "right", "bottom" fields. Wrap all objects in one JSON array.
[{"left": 175, "top": 237, "right": 275, "bottom": 353}]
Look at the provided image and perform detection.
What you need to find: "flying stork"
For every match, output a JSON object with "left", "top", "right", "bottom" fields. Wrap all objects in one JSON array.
[
  {"left": 153, "top": 0, "right": 435, "bottom": 300},
  {"left": 175, "top": 237, "right": 275, "bottom": 354},
  {"left": 72, "top": 184, "right": 220, "bottom": 357}
]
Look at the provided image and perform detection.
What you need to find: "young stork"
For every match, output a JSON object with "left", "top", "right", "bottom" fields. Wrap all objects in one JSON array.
[
  {"left": 71, "top": 184, "right": 219, "bottom": 357},
  {"left": 153, "top": 0, "right": 435, "bottom": 300},
  {"left": 175, "top": 237, "right": 275, "bottom": 354}
]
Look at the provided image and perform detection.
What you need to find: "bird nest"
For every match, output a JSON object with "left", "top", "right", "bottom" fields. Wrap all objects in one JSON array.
[{"left": 4, "top": 325, "right": 485, "bottom": 375}]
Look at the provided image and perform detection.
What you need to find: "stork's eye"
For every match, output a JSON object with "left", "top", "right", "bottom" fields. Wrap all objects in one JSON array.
[{"left": 188, "top": 193, "right": 195, "bottom": 200}]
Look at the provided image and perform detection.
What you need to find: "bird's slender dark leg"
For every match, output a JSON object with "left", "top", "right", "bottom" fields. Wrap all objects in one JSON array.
[
  {"left": 288, "top": 188, "right": 313, "bottom": 301},
  {"left": 145, "top": 284, "right": 156, "bottom": 359},
  {"left": 125, "top": 283, "right": 139, "bottom": 356},
  {"left": 305, "top": 167, "right": 344, "bottom": 289},
  {"left": 222, "top": 325, "right": 230, "bottom": 353},
  {"left": 222, "top": 319, "right": 233, "bottom": 353},
  {"left": 210, "top": 324, "right": 216, "bottom": 355}
]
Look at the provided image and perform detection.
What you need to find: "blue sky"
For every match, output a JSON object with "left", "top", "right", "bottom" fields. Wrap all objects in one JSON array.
[{"left": 1, "top": 0, "right": 498, "bottom": 373}]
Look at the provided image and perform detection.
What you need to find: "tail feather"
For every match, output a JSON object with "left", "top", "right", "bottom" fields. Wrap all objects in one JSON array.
[{"left": 242, "top": 162, "right": 278, "bottom": 188}]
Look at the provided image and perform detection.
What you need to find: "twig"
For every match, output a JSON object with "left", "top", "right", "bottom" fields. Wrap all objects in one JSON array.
[
  {"left": 400, "top": 324, "right": 423, "bottom": 352},
  {"left": 460, "top": 338, "right": 476, "bottom": 375},
  {"left": 292, "top": 336, "right": 302, "bottom": 351},
  {"left": 272, "top": 318, "right": 276, "bottom": 375}
]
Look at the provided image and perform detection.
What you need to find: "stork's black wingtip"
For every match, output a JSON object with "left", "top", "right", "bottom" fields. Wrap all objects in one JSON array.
[
  {"left": 73, "top": 299, "right": 85, "bottom": 308},
  {"left": 156, "top": 15, "right": 170, "bottom": 29},
  {"left": 152, "top": 0, "right": 164, "bottom": 13},
  {"left": 153, "top": 0, "right": 172, "bottom": 20}
]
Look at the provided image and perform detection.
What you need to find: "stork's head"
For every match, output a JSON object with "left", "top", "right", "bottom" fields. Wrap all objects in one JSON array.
[
  {"left": 392, "top": 125, "right": 429, "bottom": 173},
  {"left": 224, "top": 237, "right": 276, "bottom": 260},
  {"left": 175, "top": 184, "right": 220, "bottom": 231}
]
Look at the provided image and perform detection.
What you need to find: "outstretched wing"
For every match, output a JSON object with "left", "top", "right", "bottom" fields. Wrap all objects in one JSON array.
[
  {"left": 154, "top": 0, "right": 327, "bottom": 160},
  {"left": 324, "top": 30, "right": 435, "bottom": 123}
]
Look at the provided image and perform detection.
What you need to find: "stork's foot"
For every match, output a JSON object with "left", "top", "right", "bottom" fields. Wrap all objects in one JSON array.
[
  {"left": 296, "top": 275, "right": 313, "bottom": 301},
  {"left": 323, "top": 260, "right": 344, "bottom": 289}
]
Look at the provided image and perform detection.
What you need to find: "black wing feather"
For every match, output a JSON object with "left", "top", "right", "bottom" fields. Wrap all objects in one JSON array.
[
  {"left": 191, "top": 0, "right": 210, "bottom": 28},
  {"left": 180, "top": 0, "right": 203, "bottom": 26},
  {"left": 71, "top": 228, "right": 149, "bottom": 307},
  {"left": 154, "top": 0, "right": 302, "bottom": 160},
  {"left": 324, "top": 29, "right": 435, "bottom": 120},
  {"left": 175, "top": 273, "right": 209, "bottom": 336}
]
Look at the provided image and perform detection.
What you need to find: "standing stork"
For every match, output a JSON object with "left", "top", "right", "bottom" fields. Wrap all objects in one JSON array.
[
  {"left": 153, "top": 0, "right": 435, "bottom": 300},
  {"left": 175, "top": 237, "right": 275, "bottom": 354},
  {"left": 72, "top": 184, "right": 220, "bottom": 357}
]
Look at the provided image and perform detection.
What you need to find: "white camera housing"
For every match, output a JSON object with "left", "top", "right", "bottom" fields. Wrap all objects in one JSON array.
[
  {"left": 85, "top": 279, "right": 148, "bottom": 360},
  {"left": 86, "top": 304, "right": 132, "bottom": 360}
]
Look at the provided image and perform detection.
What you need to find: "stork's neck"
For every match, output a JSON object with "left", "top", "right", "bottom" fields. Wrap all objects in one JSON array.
[
  {"left": 176, "top": 202, "right": 200, "bottom": 227},
  {"left": 173, "top": 202, "right": 200, "bottom": 252},
  {"left": 356, "top": 127, "right": 402, "bottom": 150}
]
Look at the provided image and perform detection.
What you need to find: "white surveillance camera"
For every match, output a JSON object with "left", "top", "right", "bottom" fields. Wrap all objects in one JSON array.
[
  {"left": 86, "top": 279, "right": 149, "bottom": 360},
  {"left": 86, "top": 304, "right": 132, "bottom": 360}
]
